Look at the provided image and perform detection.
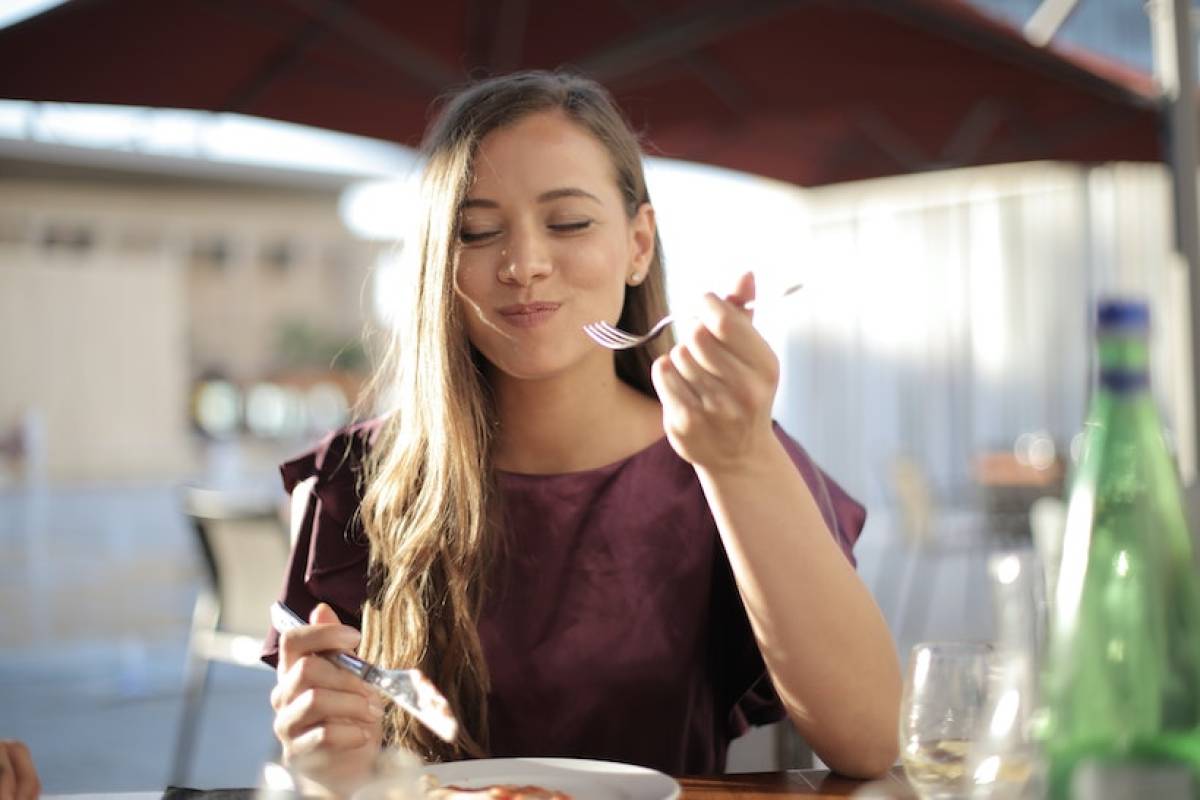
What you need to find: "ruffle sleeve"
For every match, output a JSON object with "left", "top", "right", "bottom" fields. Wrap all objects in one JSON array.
[
  {"left": 721, "top": 423, "right": 868, "bottom": 736},
  {"left": 775, "top": 423, "right": 866, "bottom": 567},
  {"left": 260, "top": 418, "right": 382, "bottom": 667}
]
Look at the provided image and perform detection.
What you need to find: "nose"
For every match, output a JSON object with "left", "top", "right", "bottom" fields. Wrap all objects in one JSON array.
[{"left": 499, "top": 223, "right": 552, "bottom": 285}]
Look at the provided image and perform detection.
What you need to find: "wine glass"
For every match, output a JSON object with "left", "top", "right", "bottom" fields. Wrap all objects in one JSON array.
[
  {"left": 899, "top": 641, "right": 993, "bottom": 799},
  {"left": 257, "top": 748, "right": 425, "bottom": 800},
  {"left": 351, "top": 748, "right": 426, "bottom": 800},
  {"left": 257, "top": 760, "right": 303, "bottom": 800}
]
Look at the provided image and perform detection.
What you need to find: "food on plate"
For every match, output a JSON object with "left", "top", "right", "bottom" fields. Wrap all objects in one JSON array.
[{"left": 423, "top": 777, "right": 571, "bottom": 800}]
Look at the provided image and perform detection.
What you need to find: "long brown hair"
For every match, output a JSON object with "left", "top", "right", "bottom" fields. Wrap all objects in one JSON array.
[{"left": 357, "top": 70, "right": 672, "bottom": 760}]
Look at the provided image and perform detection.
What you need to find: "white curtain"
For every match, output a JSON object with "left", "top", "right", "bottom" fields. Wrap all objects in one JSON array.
[{"left": 765, "top": 161, "right": 1183, "bottom": 511}]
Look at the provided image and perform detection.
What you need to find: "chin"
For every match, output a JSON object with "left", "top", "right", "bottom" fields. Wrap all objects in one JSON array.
[
  {"left": 491, "top": 361, "right": 569, "bottom": 382},
  {"left": 475, "top": 336, "right": 606, "bottom": 384},
  {"left": 484, "top": 349, "right": 586, "bottom": 383}
]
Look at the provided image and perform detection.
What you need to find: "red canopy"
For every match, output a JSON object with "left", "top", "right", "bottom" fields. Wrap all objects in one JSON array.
[{"left": 0, "top": 0, "right": 1163, "bottom": 186}]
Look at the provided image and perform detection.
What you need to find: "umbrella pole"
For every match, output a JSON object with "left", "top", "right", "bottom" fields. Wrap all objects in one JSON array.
[{"left": 1149, "top": 0, "right": 1200, "bottom": 495}]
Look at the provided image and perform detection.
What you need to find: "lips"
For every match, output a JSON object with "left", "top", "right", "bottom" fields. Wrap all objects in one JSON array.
[{"left": 497, "top": 301, "right": 561, "bottom": 328}]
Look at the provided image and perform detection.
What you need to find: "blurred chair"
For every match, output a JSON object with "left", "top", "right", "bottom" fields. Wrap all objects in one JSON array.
[
  {"left": 892, "top": 457, "right": 936, "bottom": 547},
  {"left": 171, "top": 486, "right": 289, "bottom": 786},
  {"left": 879, "top": 456, "right": 991, "bottom": 649},
  {"left": 774, "top": 722, "right": 815, "bottom": 770}
]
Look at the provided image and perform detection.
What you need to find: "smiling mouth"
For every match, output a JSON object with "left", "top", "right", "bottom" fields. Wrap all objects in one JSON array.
[{"left": 497, "top": 302, "right": 561, "bottom": 328}]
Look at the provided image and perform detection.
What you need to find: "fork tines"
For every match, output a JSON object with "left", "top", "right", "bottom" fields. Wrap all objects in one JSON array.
[{"left": 582, "top": 321, "right": 641, "bottom": 349}]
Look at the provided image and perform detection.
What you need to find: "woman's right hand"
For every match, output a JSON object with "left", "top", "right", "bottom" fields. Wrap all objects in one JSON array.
[{"left": 270, "top": 602, "right": 385, "bottom": 793}]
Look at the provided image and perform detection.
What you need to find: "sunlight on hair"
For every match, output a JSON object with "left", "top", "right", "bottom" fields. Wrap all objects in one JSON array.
[{"left": 372, "top": 249, "right": 406, "bottom": 325}]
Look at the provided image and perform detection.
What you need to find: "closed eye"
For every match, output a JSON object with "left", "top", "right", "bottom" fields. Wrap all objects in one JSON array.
[
  {"left": 459, "top": 229, "right": 500, "bottom": 244},
  {"left": 549, "top": 220, "right": 592, "bottom": 234}
]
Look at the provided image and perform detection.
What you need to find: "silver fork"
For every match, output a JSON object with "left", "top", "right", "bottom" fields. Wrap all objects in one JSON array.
[
  {"left": 582, "top": 282, "right": 804, "bottom": 350},
  {"left": 269, "top": 601, "right": 459, "bottom": 743}
]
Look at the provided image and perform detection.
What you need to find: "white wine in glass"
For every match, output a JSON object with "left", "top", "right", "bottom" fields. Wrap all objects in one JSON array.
[{"left": 899, "top": 642, "right": 992, "bottom": 799}]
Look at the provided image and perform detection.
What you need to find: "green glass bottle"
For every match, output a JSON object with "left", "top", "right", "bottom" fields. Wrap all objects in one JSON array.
[{"left": 1041, "top": 299, "right": 1200, "bottom": 798}]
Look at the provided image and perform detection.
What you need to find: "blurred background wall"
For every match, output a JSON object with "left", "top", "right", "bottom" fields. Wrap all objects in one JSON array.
[{"left": 0, "top": 172, "right": 379, "bottom": 483}]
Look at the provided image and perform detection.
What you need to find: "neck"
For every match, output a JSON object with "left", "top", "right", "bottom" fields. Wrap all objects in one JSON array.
[{"left": 490, "top": 360, "right": 663, "bottom": 474}]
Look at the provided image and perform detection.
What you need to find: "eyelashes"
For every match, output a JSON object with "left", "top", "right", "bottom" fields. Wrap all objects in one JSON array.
[
  {"left": 459, "top": 229, "right": 499, "bottom": 244},
  {"left": 458, "top": 219, "right": 593, "bottom": 245},
  {"left": 548, "top": 221, "right": 591, "bottom": 233}
]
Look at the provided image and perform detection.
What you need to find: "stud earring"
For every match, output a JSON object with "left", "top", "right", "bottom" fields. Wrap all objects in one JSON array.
[{"left": 629, "top": 272, "right": 644, "bottom": 285}]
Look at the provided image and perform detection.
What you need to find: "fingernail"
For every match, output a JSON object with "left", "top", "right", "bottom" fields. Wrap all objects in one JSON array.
[{"left": 369, "top": 701, "right": 385, "bottom": 717}]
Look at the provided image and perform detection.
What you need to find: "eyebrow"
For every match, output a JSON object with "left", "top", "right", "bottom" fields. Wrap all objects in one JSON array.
[{"left": 460, "top": 187, "right": 602, "bottom": 210}]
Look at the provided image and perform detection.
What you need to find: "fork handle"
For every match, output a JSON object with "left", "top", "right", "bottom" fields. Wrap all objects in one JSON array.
[
  {"left": 270, "top": 601, "right": 308, "bottom": 632},
  {"left": 329, "top": 650, "right": 370, "bottom": 678},
  {"left": 270, "top": 601, "right": 369, "bottom": 678},
  {"left": 742, "top": 282, "right": 803, "bottom": 311}
]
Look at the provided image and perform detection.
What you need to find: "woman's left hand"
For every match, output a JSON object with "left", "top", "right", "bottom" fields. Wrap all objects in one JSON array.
[{"left": 651, "top": 271, "right": 781, "bottom": 473}]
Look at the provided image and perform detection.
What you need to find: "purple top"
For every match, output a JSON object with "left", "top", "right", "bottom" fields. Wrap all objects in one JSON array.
[{"left": 262, "top": 418, "right": 866, "bottom": 775}]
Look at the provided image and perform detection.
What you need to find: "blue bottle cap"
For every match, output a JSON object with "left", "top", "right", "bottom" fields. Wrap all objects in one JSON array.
[{"left": 1097, "top": 298, "right": 1150, "bottom": 331}]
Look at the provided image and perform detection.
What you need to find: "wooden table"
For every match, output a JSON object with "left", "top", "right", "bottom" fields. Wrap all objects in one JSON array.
[
  {"left": 681, "top": 768, "right": 912, "bottom": 799},
  {"left": 39, "top": 768, "right": 912, "bottom": 800},
  {"left": 972, "top": 451, "right": 1065, "bottom": 539}
]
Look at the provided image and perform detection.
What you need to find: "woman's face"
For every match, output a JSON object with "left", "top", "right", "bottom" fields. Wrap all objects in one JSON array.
[{"left": 454, "top": 110, "right": 655, "bottom": 383}]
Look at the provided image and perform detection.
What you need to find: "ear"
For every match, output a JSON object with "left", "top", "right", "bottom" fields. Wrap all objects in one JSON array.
[{"left": 627, "top": 202, "right": 656, "bottom": 285}]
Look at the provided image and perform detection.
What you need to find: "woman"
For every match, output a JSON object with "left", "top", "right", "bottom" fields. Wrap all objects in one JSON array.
[{"left": 264, "top": 70, "right": 900, "bottom": 788}]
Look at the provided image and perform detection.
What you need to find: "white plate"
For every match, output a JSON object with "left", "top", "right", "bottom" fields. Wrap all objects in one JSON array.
[{"left": 424, "top": 757, "right": 681, "bottom": 800}]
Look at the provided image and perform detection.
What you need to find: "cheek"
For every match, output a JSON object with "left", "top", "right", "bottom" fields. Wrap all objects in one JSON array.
[
  {"left": 564, "top": 236, "right": 631, "bottom": 289},
  {"left": 454, "top": 255, "right": 490, "bottom": 301},
  {"left": 451, "top": 261, "right": 492, "bottom": 347},
  {"left": 455, "top": 288, "right": 489, "bottom": 346},
  {"left": 458, "top": 303, "right": 504, "bottom": 370}
]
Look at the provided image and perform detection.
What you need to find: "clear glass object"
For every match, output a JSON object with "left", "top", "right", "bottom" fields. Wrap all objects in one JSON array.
[
  {"left": 351, "top": 748, "right": 426, "bottom": 800},
  {"left": 257, "top": 748, "right": 426, "bottom": 800},
  {"left": 900, "top": 641, "right": 994, "bottom": 799},
  {"left": 966, "top": 550, "right": 1047, "bottom": 799},
  {"left": 1039, "top": 299, "right": 1200, "bottom": 799}
]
